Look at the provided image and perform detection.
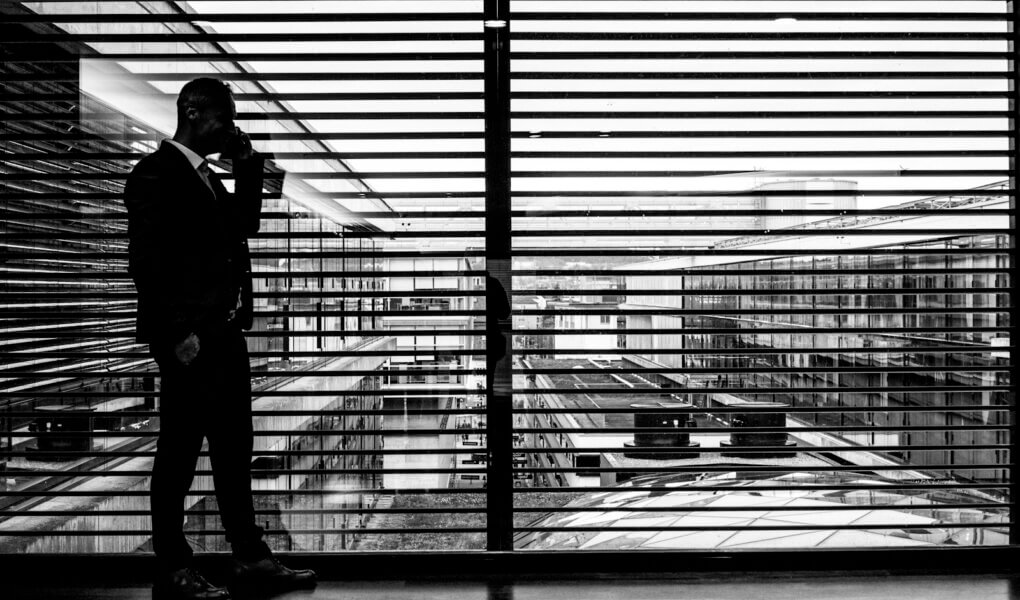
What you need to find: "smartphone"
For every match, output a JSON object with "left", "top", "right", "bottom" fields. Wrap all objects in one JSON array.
[{"left": 222, "top": 126, "right": 245, "bottom": 159}]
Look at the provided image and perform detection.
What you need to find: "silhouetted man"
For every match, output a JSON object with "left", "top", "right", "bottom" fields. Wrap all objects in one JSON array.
[{"left": 126, "top": 77, "right": 315, "bottom": 600}]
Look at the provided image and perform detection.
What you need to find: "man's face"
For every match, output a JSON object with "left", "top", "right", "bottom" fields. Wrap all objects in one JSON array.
[{"left": 188, "top": 98, "right": 236, "bottom": 156}]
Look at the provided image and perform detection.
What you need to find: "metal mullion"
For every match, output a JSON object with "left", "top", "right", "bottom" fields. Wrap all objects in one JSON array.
[
  {"left": 509, "top": 72, "right": 1013, "bottom": 80},
  {"left": 2, "top": 501, "right": 998, "bottom": 517},
  {"left": 514, "top": 287, "right": 1008, "bottom": 295},
  {"left": 0, "top": 408, "right": 486, "bottom": 415},
  {"left": 17, "top": 423, "right": 1014, "bottom": 437},
  {"left": 513, "top": 327, "right": 1009, "bottom": 335},
  {"left": 3, "top": 466, "right": 1007, "bottom": 478},
  {"left": 0, "top": 524, "right": 1001, "bottom": 536},
  {"left": 2, "top": 189, "right": 1011, "bottom": 199},
  {"left": 17, "top": 52, "right": 485, "bottom": 63},
  {"left": 10, "top": 10, "right": 1006, "bottom": 22},
  {"left": 0, "top": 478, "right": 995, "bottom": 490},
  {"left": 3, "top": 72, "right": 1015, "bottom": 83},
  {"left": 2, "top": 73, "right": 484, "bottom": 83},
  {"left": 4, "top": 248, "right": 1013, "bottom": 258},
  {"left": 0, "top": 349, "right": 487, "bottom": 358},
  {"left": 5, "top": 286, "right": 1012, "bottom": 297},
  {"left": 0, "top": 508, "right": 489, "bottom": 516},
  {"left": 514, "top": 406, "right": 1012, "bottom": 415},
  {"left": 0, "top": 290, "right": 488, "bottom": 298},
  {"left": 0, "top": 369, "right": 493, "bottom": 379},
  {"left": 0, "top": 528, "right": 487, "bottom": 536},
  {"left": 0, "top": 326, "right": 1007, "bottom": 337},
  {"left": 0, "top": 310, "right": 485, "bottom": 318},
  {"left": 508, "top": 171, "right": 1013, "bottom": 178},
  {"left": 8, "top": 110, "right": 1016, "bottom": 121},
  {"left": 511, "top": 189, "right": 1016, "bottom": 197},
  {"left": 513, "top": 425, "right": 1009, "bottom": 434},
  {"left": 516, "top": 524, "right": 1012, "bottom": 532},
  {"left": 3, "top": 209, "right": 1015, "bottom": 219},
  {"left": 5, "top": 32, "right": 1010, "bottom": 42},
  {"left": 520, "top": 386, "right": 1013, "bottom": 394},
  {"left": 512, "top": 347, "right": 1012, "bottom": 355},
  {"left": 510, "top": 51, "right": 1014, "bottom": 60},
  {"left": 0, "top": 467, "right": 490, "bottom": 475},
  {"left": 1007, "top": 0, "right": 1018, "bottom": 548},
  {"left": 514, "top": 268, "right": 1011, "bottom": 275},
  {"left": 0, "top": 449, "right": 488, "bottom": 458},
  {"left": 513, "top": 150, "right": 1018, "bottom": 158},
  {"left": 5, "top": 150, "right": 1017, "bottom": 161},
  {"left": 0, "top": 487, "right": 487, "bottom": 495},
  {"left": 509, "top": 249, "right": 1014, "bottom": 257},
  {"left": 514, "top": 368, "right": 1012, "bottom": 376},
  {"left": 508, "top": 12, "right": 1009, "bottom": 21},
  {"left": 0, "top": 330, "right": 481, "bottom": 337},
  {"left": 507, "top": 464, "right": 1009, "bottom": 475},
  {"left": 512, "top": 484, "right": 1005, "bottom": 492},
  {"left": 511, "top": 111, "right": 1015, "bottom": 120},
  {"left": 0, "top": 33, "right": 484, "bottom": 44},
  {"left": 11, "top": 130, "right": 1012, "bottom": 141},
  {"left": 514, "top": 308, "right": 1010, "bottom": 314},
  {"left": 2, "top": 12, "right": 483, "bottom": 23},
  {"left": 11, "top": 51, "right": 1017, "bottom": 62},
  {"left": 0, "top": 371, "right": 1007, "bottom": 382},
  {"left": 509, "top": 503, "right": 1008, "bottom": 512},
  {"left": 0, "top": 172, "right": 487, "bottom": 181},
  {"left": 227, "top": 251, "right": 488, "bottom": 259},
  {"left": 5, "top": 307, "right": 1011, "bottom": 319},
  {"left": 484, "top": 0, "right": 513, "bottom": 553},
  {"left": 518, "top": 445, "right": 1008, "bottom": 453},
  {"left": 512, "top": 91, "right": 1017, "bottom": 98},
  {"left": 4, "top": 91, "right": 1014, "bottom": 101},
  {"left": 0, "top": 269, "right": 1009, "bottom": 279},
  {"left": 1, "top": 232, "right": 487, "bottom": 241},
  {"left": 3, "top": 151, "right": 487, "bottom": 160},
  {"left": 0, "top": 271, "right": 490, "bottom": 278},
  {"left": 508, "top": 131, "right": 1014, "bottom": 138}
]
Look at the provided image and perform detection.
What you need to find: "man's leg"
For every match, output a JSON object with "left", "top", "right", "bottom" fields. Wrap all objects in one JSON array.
[
  {"left": 150, "top": 350, "right": 206, "bottom": 573},
  {"left": 205, "top": 331, "right": 270, "bottom": 560},
  {"left": 204, "top": 330, "right": 316, "bottom": 590}
]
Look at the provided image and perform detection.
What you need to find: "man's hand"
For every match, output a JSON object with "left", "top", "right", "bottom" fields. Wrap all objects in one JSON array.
[
  {"left": 234, "top": 129, "right": 254, "bottom": 160},
  {"left": 224, "top": 127, "right": 254, "bottom": 161},
  {"left": 174, "top": 332, "right": 200, "bottom": 365}
]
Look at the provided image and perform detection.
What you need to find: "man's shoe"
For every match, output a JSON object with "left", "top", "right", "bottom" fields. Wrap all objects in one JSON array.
[
  {"left": 153, "top": 567, "right": 231, "bottom": 600},
  {"left": 229, "top": 556, "right": 317, "bottom": 592}
]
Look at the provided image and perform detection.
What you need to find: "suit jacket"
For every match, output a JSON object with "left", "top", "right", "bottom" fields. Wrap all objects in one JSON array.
[{"left": 125, "top": 140, "right": 264, "bottom": 345}]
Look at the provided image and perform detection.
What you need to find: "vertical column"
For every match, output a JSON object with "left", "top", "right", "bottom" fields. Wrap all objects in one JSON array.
[
  {"left": 484, "top": 0, "right": 513, "bottom": 552},
  {"left": 1007, "top": 0, "right": 1017, "bottom": 547}
]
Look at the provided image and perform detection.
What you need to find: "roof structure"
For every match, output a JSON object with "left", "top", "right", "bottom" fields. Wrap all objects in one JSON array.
[{"left": 515, "top": 471, "right": 1009, "bottom": 550}]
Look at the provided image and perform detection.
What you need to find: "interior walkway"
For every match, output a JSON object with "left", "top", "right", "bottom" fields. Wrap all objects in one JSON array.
[{"left": 8, "top": 573, "right": 1020, "bottom": 600}]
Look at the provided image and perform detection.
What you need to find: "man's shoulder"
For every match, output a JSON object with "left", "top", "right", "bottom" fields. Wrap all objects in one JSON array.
[{"left": 129, "top": 143, "right": 177, "bottom": 178}]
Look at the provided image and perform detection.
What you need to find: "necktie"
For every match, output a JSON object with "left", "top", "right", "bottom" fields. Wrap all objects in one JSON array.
[{"left": 196, "top": 160, "right": 214, "bottom": 193}]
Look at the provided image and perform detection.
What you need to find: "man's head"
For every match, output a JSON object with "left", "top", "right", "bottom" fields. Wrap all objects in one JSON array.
[{"left": 174, "top": 77, "right": 237, "bottom": 156}]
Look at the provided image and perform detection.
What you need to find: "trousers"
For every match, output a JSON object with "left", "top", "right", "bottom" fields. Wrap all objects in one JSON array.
[{"left": 149, "top": 328, "right": 270, "bottom": 571}]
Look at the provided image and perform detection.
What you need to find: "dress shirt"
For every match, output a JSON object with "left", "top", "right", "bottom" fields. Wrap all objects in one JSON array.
[{"left": 165, "top": 139, "right": 214, "bottom": 192}]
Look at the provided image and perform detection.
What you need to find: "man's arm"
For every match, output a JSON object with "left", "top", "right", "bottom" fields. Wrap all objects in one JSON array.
[
  {"left": 124, "top": 164, "right": 197, "bottom": 348},
  {"left": 231, "top": 155, "right": 264, "bottom": 235}
]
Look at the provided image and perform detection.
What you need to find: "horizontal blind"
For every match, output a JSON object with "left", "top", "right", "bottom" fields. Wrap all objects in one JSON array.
[
  {"left": 508, "top": 0, "right": 1015, "bottom": 551},
  {"left": 0, "top": 0, "right": 1015, "bottom": 559},
  {"left": 0, "top": 0, "right": 490, "bottom": 553}
]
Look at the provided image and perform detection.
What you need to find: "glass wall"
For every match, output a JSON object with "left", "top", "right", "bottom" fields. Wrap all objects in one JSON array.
[{"left": 0, "top": 0, "right": 1014, "bottom": 556}]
